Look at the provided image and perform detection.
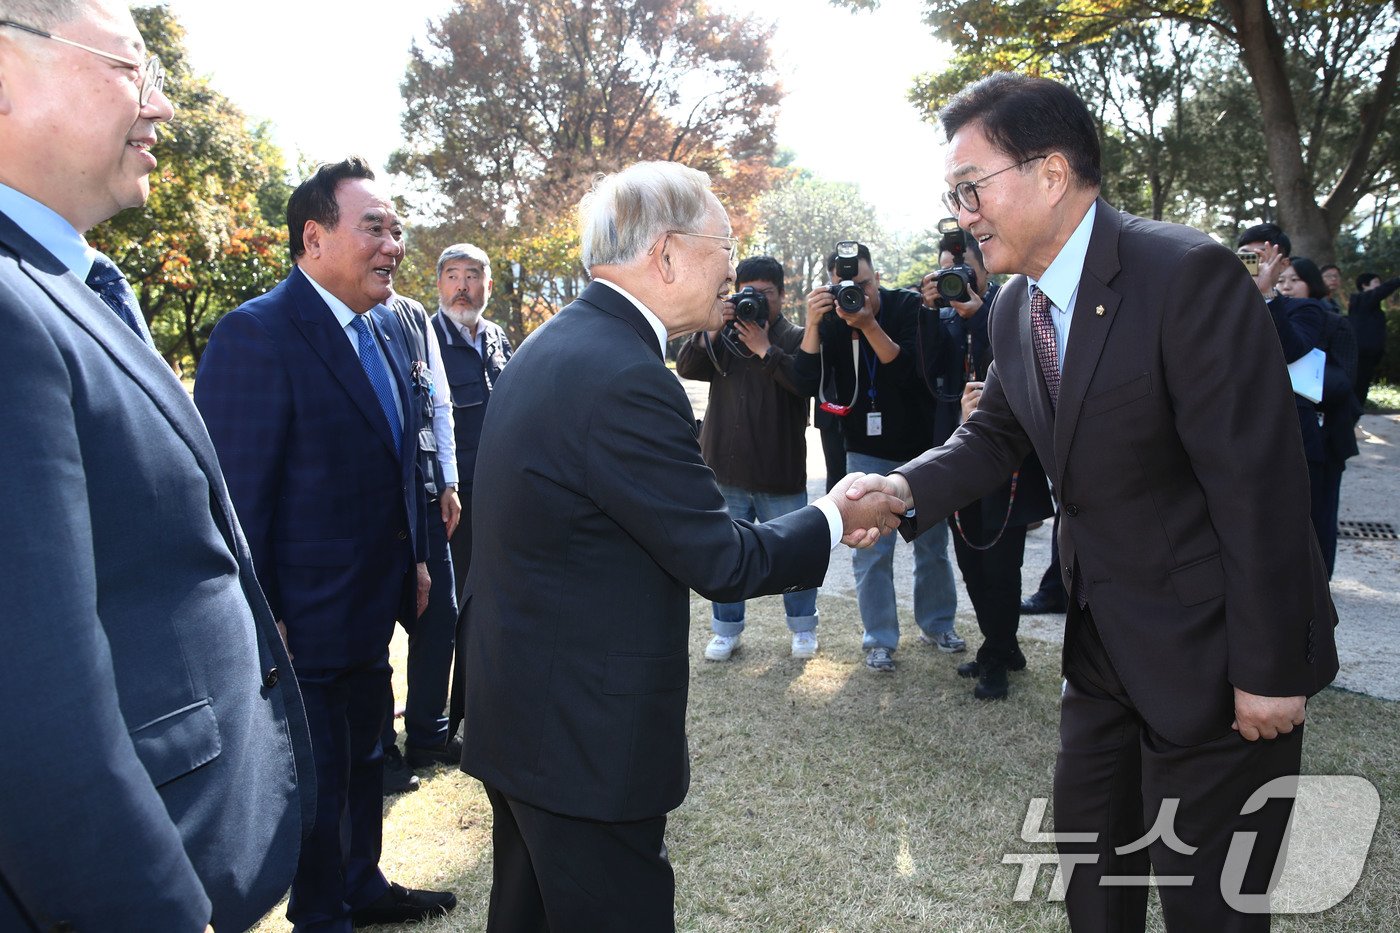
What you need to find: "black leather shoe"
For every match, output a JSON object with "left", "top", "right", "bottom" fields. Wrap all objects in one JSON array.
[
  {"left": 1020, "top": 590, "right": 1067, "bottom": 615},
  {"left": 404, "top": 735, "right": 464, "bottom": 770},
  {"left": 957, "top": 649, "right": 1027, "bottom": 679},
  {"left": 352, "top": 882, "right": 457, "bottom": 926},
  {"left": 973, "top": 664, "right": 1009, "bottom": 700},
  {"left": 382, "top": 746, "right": 419, "bottom": 796}
]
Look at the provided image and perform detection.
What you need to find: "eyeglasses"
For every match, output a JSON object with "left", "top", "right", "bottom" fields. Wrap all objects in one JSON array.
[
  {"left": 1, "top": 20, "right": 166, "bottom": 107},
  {"left": 941, "top": 155, "right": 1046, "bottom": 215},
  {"left": 667, "top": 230, "right": 738, "bottom": 253}
]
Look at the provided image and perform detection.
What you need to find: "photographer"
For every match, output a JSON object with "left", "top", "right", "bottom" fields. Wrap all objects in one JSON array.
[
  {"left": 794, "top": 243, "right": 963, "bottom": 672},
  {"left": 919, "top": 234, "right": 1054, "bottom": 699},
  {"left": 676, "top": 257, "right": 820, "bottom": 660}
]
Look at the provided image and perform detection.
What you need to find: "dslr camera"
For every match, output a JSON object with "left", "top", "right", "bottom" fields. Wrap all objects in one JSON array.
[
  {"left": 930, "top": 218, "right": 977, "bottom": 306},
  {"left": 725, "top": 285, "right": 769, "bottom": 329},
  {"left": 827, "top": 241, "right": 865, "bottom": 312}
]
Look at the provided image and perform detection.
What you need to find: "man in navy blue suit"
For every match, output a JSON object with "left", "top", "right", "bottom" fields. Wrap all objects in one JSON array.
[
  {"left": 196, "top": 158, "right": 456, "bottom": 930},
  {"left": 0, "top": 2, "right": 314, "bottom": 930}
]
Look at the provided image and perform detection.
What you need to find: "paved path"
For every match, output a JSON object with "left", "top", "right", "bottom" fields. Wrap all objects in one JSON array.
[{"left": 679, "top": 371, "right": 1400, "bottom": 700}]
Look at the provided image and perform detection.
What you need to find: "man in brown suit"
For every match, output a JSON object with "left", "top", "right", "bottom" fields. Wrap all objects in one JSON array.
[{"left": 850, "top": 74, "right": 1338, "bottom": 931}]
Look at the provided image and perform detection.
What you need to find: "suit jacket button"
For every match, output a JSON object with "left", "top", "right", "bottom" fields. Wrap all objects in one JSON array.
[
  {"left": 1066, "top": 504, "right": 1080, "bottom": 516},
  {"left": 264, "top": 667, "right": 279, "bottom": 688},
  {"left": 398, "top": 530, "right": 408, "bottom": 540}
]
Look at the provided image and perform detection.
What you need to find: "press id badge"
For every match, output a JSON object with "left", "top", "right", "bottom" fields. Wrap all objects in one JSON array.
[{"left": 866, "top": 411, "right": 883, "bottom": 436}]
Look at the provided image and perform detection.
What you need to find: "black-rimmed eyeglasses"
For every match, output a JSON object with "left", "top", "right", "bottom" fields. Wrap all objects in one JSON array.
[
  {"left": 941, "top": 155, "right": 1046, "bottom": 215},
  {"left": 1, "top": 20, "right": 165, "bottom": 107}
]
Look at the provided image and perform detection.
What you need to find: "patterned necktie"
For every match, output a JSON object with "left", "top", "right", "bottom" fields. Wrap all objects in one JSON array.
[
  {"left": 1029, "top": 285, "right": 1059, "bottom": 410},
  {"left": 85, "top": 252, "right": 151, "bottom": 346},
  {"left": 350, "top": 315, "right": 403, "bottom": 455}
]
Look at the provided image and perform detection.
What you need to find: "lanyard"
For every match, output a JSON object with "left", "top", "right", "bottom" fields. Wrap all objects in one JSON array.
[
  {"left": 862, "top": 340, "right": 879, "bottom": 410},
  {"left": 818, "top": 333, "right": 862, "bottom": 413}
]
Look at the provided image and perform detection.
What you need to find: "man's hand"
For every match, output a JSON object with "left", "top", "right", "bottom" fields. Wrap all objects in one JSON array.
[
  {"left": 275, "top": 620, "right": 292, "bottom": 661},
  {"left": 835, "top": 299, "right": 877, "bottom": 332},
  {"left": 1231, "top": 687, "right": 1306, "bottom": 741},
  {"left": 961, "top": 380, "right": 984, "bottom": 423},
  {"left": 948, "top": 289, "right": 982, "bottom": 320},
  {"left": 824, "top": 471, "right": 906, "bottom": 547},
  {"left": 441, "top": 486, "right": 462, "bottom": 539},
  {"left": 416, "top": 562, "right": 431, "bottom": 618},
  {"left": 734, "top": 318, "right": 772, "bottom": 357},
  {"left": 1251, "top": 242, "right": 1288, "bottom": 297},
  {"left": 844, "top": 471, "right": 914, "bottom": 514},
  {"left": 805, "top": 285, "right": 835, "bottom": 326}
]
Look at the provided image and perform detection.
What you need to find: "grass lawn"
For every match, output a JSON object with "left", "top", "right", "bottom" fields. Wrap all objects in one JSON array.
[{"left": 253, "top": 592, "right": 1399, "bottom": 932}]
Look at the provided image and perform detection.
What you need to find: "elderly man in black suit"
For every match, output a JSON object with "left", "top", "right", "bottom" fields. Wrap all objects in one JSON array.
[
  {"left": 459, "top": 160, "right": 905, "bottom": 931},
  {"left": 0, "top": 2, "right": 313, "bottom": 929},
  {"left": 852, "top": 74, "right": 1338, "bottom": 931}
]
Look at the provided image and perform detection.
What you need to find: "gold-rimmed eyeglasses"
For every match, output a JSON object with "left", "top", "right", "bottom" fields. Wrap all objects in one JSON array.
[
  {"left": 942, "top": 155, "right": 1046, "bottom": 215},
  {"left": 1, "top": 20, "right": 165, "bottom": 107}
]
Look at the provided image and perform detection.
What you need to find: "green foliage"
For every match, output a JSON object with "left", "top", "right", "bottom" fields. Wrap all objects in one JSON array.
[
  {"left": 751, "top": 174, "right": 887, "bottom": 321},
  {"left": 87, "top": 5, "right": 292, "bottom": 371},
  {"left": 870, "top": 0, "right": 1400, "bottom": 259},
  {"left": 391, "top": 0, "right": 787, "bottom": 343}
]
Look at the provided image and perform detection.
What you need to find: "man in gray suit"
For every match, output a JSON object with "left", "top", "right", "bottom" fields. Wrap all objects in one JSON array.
[{"left": 0, "top": 2, "right": 314, "bottom": 930}]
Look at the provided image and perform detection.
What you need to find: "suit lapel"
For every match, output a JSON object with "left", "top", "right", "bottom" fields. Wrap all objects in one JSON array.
[
  {"left": 0, "top": 213, "right": 248, "bottom": 562},
  {"left": 371, "top": 304, "right": 413, "bottom": 463},
  {"left": 1052, "top": 200, "right": 1124, "bottom": 482},
  {"left": 285, "top": 268, "right": 399, "bottom": 458}
]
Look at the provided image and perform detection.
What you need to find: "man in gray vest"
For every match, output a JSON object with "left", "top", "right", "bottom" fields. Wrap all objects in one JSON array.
[{"left": 433, "top": 243, "right": 514, "bottom": 601}]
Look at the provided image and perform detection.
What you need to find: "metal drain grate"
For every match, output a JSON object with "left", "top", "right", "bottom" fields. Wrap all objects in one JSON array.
[{"left": 1337, "top": 520, "right": 1399, "bottom": 540}]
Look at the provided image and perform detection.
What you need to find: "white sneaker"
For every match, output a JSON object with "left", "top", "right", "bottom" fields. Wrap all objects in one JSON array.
[
  {"left": 791, "top": 630, "right": 819, "bottom": 659},
  {"left": 704, "top": 633, "right": 741, "bottom": 661}
]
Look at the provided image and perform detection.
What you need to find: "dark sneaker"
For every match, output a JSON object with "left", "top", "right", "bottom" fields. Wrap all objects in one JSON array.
[
  {"left": 382, "top": 745, "right": 419, "bottom": 796},
  {"left": 865, "top": 646, "right": 896, "bottom": 672}
]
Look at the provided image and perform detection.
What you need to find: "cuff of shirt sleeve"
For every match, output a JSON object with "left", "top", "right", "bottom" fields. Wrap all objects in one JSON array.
[
  {"left": 814, "top": 497, "right": 843, "bottom": 550},
  {"left": 439, "top": 463, "right": 459, "bottom": 486}
]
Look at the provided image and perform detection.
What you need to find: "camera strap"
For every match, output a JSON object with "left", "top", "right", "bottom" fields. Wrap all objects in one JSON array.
[
  {"left": 951, "top": 469, "right": 1020, "bottom": 551},
  {"left": 818, "top": 334, "right": 861, "bottom": 415}
]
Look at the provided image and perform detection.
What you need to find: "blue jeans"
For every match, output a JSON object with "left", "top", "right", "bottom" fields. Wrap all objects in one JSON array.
[
  {"left": 711, "top": 484, "right": 819, "bottom": 636},
  {"left": 846, "top": 451, "right": 957, "bottom": 651}
]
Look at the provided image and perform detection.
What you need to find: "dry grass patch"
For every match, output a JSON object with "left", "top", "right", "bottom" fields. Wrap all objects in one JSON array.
[{"left": 252, "top": 593, "right": 1399, "bottom": 932}]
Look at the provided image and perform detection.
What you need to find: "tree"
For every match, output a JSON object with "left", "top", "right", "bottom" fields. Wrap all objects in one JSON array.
[
  {"left": 751, "top": 173, "right": 887, "bottom": 321},
  {"left": 88, "top": 6, "right": 292, "bottom": 370},
  {"left": 886, "top": 0, "right": 1400, "bottom": 261},
  {"left": 390, "top": 0, "right": 786, "bottom": 344}
]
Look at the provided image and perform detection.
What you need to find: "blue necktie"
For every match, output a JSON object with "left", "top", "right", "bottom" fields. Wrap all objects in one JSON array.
[
  {"left": 85, "top": 252, "right": 152, "bottom": 346},
  {"left": 350, "top": 315, "right": 403, "bottom": 455}
]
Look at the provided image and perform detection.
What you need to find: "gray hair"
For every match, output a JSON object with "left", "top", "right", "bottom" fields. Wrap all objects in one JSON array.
[
  {"left": 578, "top": 161, "right": 716, "bottom": 269},
  {"left": 0, "top": 1, "right": 81, "bottom": 29},
  {"left": 436, "top": 242, "right": 491, "bottom": 280}
]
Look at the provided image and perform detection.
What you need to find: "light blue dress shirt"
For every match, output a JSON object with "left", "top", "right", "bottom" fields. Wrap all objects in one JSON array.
[{"left": 1026, "top": 201, "right": 1098, "bottom": 371}]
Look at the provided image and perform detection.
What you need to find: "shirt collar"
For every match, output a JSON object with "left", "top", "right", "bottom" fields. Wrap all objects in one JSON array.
[
  {"left": 0, "top": 181, "right": 99, "bottom": 277},
  {"left": 300, "top": 266, "right": 369, "bottom": 331},
  {"left": 594, "top": 278, "right": 667, "bottom": 355},
  {"left": 1027, "top": 201, "right": 1097, "bottom": 314}
]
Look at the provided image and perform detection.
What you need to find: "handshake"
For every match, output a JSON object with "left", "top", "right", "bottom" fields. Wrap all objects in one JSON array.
[{"left": 819, "top": 472, "right": 917, "bottom": 548}]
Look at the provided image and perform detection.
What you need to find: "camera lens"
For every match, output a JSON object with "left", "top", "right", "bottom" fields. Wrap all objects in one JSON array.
[{"left": 836, "top": 282, "right": 864, "bottom": 312}]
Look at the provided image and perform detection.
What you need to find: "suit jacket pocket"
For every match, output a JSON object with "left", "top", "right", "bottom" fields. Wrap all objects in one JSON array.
[
  {"left": 129, "top": 698, "right": 222, "bottom": 787},
  {"left": 1081, "top": 372, "right": 1151, "bottom": 418},
  {"left": 1169, "top": 553, "right": 1225, "bottom": 607},
  {"left": 275, "top": 537, "right": 356, "bottom": 567},
  {"left": 602, "top": 651, "right": 688, "bottom": 695}
]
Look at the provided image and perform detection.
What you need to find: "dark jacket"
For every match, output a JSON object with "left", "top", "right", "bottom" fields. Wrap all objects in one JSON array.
[
  {"left": 675, "top": 314, "right": 810, "bottom": 494},
  {"left": 896, "top": 200, "right": 1337, "bottom": 747},
  {"left": 432, "top": 313, "right": 512, "bottom": 490},
  {"left": 461, "top": 281, "right": 831, "bottom": 822},
  {"left": 1348, "top": 278, "right": 1399, "bottom": 356}
]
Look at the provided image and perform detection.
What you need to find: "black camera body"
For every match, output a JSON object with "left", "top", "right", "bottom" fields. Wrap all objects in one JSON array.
[
  {"left": 827, "top": 240, "right": 864, "bottom": 312},
  {"left": 933, "top": 264, "right": 978, "bottom": 304},
  {"left": 727, "top": 285, "right": 769, "bottom": 328}
]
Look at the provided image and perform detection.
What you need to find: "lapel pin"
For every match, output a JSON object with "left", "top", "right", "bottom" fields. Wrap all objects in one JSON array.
[{"left": 1095, "top": 305, "right": 1105, "bottom": 316}]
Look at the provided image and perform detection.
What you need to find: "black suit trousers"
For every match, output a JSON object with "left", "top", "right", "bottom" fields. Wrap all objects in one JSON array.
[
  {"left": 948, "top": 512, "right": 1027, "bottom": 664},
  {"left": 483, "top": 785, "right": 674, "bottom": 933},
  {"left": 1053, "top": 607, "right": 1302, "bottom": 932}
]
